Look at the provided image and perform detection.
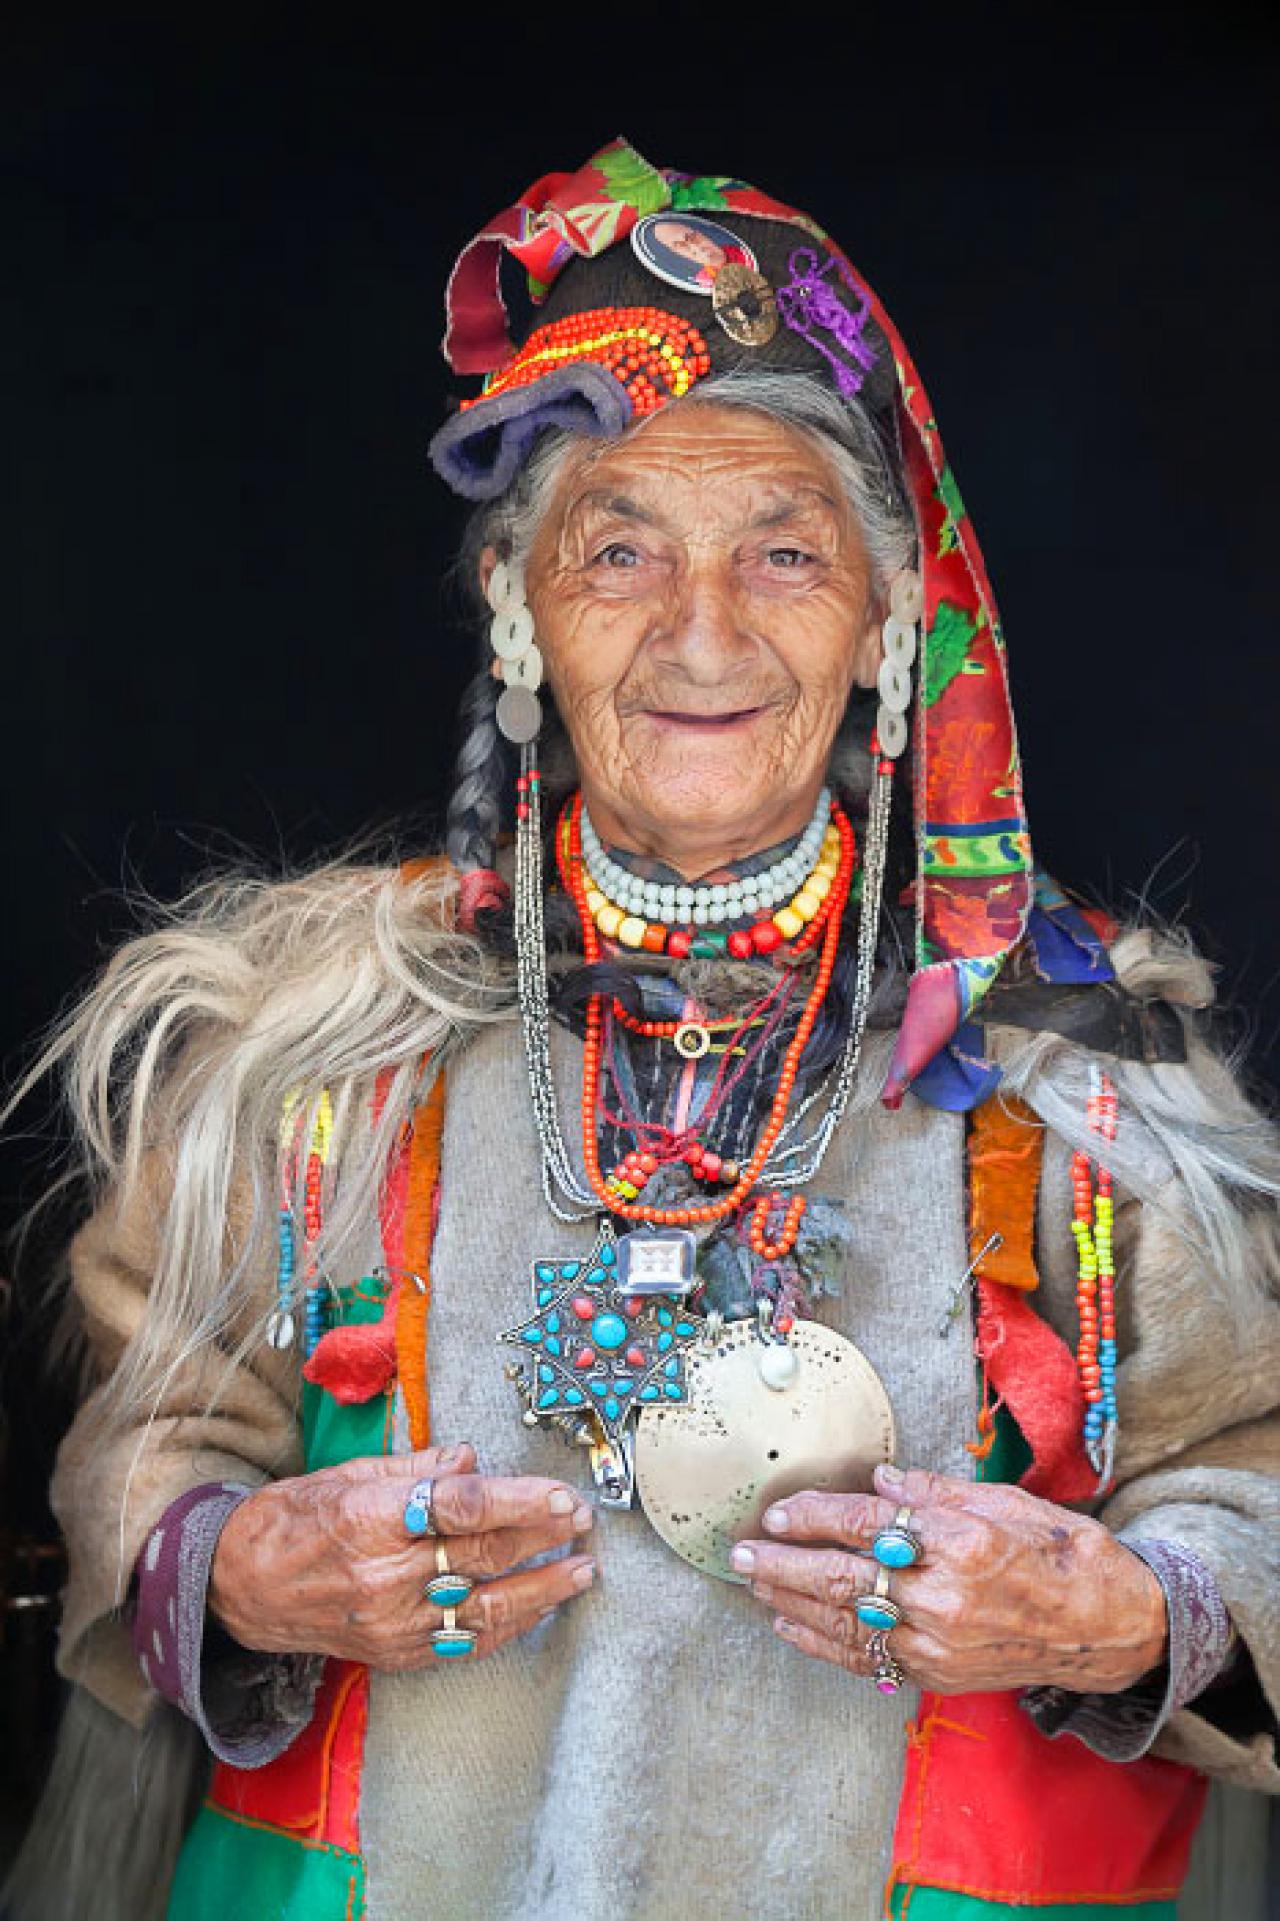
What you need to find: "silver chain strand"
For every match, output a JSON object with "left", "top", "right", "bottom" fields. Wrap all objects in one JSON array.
[
  {"left": 760, "top": 764, "right": 894, "bottom": 1187},
  {"left": 513, "top": 746, "right": 597, "bottom": 1215},
  {"left": 515, "top": 767, "right": 895, "bottom": 1217}
]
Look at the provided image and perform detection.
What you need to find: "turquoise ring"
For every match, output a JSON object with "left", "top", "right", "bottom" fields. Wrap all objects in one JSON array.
[
  {"left": 403, "top": 1478, "right": 438, "bottom": 1538},
  {"left": 872, "top": 1505, "right": 922, "bottom": 1570},
  {"left": 855, "top": 1566, "right": 902, "bottom": 1632},
  {"left": 432, "top": 1607, "right": 478, "bottom": 1659},
  {"left": 425, "top": 1540, "right": 473, "bottom": 1610}
]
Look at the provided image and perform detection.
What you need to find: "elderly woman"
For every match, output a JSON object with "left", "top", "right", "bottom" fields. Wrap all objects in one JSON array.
[{"left": 15, "top": 142, "right": 1280, "bottom": 1920}]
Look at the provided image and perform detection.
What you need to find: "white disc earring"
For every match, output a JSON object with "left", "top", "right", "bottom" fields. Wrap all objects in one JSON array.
[
  {"left": 487, "top": 562, "right": 543, "bottom": 743},
  {"left": 876, "top": 570, "right": 921, "bottom": 760}
]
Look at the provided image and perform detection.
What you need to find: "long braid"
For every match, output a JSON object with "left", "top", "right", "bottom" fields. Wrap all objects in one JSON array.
[{"left": 445, "top": 665, "right": 510, "bottom": 928}]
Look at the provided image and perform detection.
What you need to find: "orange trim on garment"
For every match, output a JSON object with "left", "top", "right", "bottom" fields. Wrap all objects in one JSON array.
[
  {"left": 968, "top": 1093, "right": 1044, "bottom": 1291},
  {"left": 396, "top": 1069, "right": 448, "bottom": 1450},
  {"left": 882, "top": 1688, "right": 1205, "bottom": 1912}
]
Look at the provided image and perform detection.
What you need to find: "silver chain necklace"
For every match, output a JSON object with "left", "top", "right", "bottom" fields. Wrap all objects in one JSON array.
[{"left": 514, "top": 759, "right": 894, "bottom": 1219}]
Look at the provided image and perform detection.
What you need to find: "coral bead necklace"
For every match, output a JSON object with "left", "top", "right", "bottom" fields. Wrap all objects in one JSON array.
[{"left": 557, "top": 791, "right": 858, "bottom": 1254}]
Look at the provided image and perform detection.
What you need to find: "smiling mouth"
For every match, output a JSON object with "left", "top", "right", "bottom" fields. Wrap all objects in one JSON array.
[{"left": 641, "top": 707, "right": 768, "bottom": 729}]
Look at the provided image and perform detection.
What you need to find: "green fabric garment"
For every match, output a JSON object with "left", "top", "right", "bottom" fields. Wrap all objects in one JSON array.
[
  {"left": 888, "top": 1888, "right": 1175, "bottom": 1920},
  {"left": 167, "top": 1279, "right": 392, "bottom": 1921},
  {"left": 301, "top": 1276, "right": 395, "bottom": 1472},
  {"left": 167, "top": 1807, "right": 365, "bottom": 1920}
]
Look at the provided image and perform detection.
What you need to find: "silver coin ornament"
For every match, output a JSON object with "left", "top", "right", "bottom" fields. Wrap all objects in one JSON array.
[
  {"left": 634, "top": 1319, "right": 896, "bottom": 1582},
  {"left": 496, "top": 684, "right": 543, "bottom": 744}
]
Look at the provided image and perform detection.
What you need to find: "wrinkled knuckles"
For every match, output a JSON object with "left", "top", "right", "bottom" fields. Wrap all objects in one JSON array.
[{"left": 823, "top": 1556, "right": 868, "bottom": 1609}]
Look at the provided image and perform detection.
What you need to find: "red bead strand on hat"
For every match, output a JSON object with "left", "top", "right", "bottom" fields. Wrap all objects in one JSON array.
[
  {"left": 557, "top": 793, "right": 856, "bottom": 1233},
  {"left": 463, "top": 307, "right": 713, "bottom": 420}
]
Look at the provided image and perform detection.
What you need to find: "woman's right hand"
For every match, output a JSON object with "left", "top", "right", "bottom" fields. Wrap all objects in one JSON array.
[{"left": 207, "top": 1443, "right": 596, "bottom": 1671}]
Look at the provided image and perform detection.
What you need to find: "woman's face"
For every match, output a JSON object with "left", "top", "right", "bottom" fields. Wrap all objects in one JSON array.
[{"left": 504, "top": 405, "right": 884, "bottom": 875}]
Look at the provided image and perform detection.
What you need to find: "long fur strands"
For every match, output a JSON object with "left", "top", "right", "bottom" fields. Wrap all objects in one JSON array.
[
  {"left": 7, "top": 859, "right": 517, "bottom": 1452},
  {"left": 996, "top": 929, "right": 1280, "bottom": 1312}
]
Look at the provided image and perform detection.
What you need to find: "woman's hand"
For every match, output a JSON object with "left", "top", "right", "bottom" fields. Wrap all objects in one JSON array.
[
  {"left": 731, "top": 1463, "right": 1168, "bottom": 1695},
  {"left": 208, "top": 1443, "right": 596, "bottom": 1672}
]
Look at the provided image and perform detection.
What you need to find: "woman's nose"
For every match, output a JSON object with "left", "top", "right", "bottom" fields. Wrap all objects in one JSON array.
[{"left": 654, "top": 565, "right": 756, "bottom": 681}]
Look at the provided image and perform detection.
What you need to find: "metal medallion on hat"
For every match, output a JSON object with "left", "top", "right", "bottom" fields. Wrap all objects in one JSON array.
[{"left": 711, "top": 262, "right": 778, "bottom": 347}]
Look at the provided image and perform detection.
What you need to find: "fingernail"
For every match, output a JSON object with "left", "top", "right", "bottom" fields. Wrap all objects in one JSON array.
[
  {"left": 753, "top": 1582, "right": 775, "bottom": 1604},
  {"left": 439, "top": 1446, "right": 466, "bottom": 1468},
  {"left": 763, "top": 1505, "right": 790, "bottom": 1533},
  {"left": 875, "top": 1463, "right": 905, "bottom": 1492},
  {"left": 547, "top": 1489, "right": 575, "bottom": 1515},
  {"left": 774, "top": 1616, "right": 796, "bottom": 1639},
  {"left": 572, "top": 1506, "right": 593, "bottom": 1531},
  {"left": 571, "top": 1561, "right": 596, "bottom": 1591},
  {"left": 731, "top": 1545, "right": 755, "bottom": 1572}
]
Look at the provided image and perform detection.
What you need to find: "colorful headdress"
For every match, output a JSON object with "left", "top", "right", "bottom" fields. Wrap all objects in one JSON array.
[{"left": 429, "top": 138, "right": 1034, "bottom": 1108}]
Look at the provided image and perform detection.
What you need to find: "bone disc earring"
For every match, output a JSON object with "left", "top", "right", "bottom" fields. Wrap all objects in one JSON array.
[
  {"left": 876, "top": 569, "right": 922, "bottom": 761},
  {"left": 487, "top": 559, "right": 544, "bottom": 744}
]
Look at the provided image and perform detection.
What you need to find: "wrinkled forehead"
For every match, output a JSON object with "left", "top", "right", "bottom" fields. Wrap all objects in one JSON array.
[{"left": 537, "top": 405, "right": 856, "bottom": 543}]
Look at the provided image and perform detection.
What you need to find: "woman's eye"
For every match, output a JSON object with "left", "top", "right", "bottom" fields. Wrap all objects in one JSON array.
[
  {"left": 765, "top": 547, "right": 814, "bottom": 569},
  {"left": 592, "top": 542, "right": 642, "bottom": 569}
]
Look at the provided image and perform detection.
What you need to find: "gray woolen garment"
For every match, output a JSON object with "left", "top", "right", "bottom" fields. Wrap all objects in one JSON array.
[{"left": 356, "top": 1015, "right": 1280, "bottom": 1920}]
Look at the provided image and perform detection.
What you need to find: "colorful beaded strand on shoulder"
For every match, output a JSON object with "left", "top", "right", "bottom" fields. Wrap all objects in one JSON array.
[{"left": 1070, "top": 1065, "right": 1118, "bottom": 1483}]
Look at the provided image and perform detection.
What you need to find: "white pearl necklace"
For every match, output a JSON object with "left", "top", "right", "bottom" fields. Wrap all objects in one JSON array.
[{"left": 580, "top": 789, "right": 832, "bottom": 926}]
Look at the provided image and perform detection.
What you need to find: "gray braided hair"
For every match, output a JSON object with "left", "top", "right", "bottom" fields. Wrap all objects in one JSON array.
[
  {"left": 444, "top": 664, "right": 507, "bottom": 876},
  {"left": 442, "top": 368, "right": 918, "bottom": 875}
]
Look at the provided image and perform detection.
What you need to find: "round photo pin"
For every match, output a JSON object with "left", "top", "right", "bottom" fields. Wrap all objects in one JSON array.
[{"left": 630, "top": 213, "right": 759, "bottom": 298}]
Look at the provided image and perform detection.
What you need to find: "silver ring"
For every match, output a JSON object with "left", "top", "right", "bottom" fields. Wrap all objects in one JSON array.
[
  {"left": 855, "top": 1563, "right": 903, "bottom": 1630},
  {"left": 404, "top": 1478, "right": 438, "bottom": 1538}
]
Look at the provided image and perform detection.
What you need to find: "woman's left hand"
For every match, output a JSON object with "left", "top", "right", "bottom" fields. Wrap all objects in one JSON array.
[{"left": 731, "top": 1463, "right": 1169, "bottom": 1695}]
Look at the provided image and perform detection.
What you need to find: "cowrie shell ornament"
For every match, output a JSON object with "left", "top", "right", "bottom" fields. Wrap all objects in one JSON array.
[{"left": 876, "top": 569, "right": 921, "bottom": 760}]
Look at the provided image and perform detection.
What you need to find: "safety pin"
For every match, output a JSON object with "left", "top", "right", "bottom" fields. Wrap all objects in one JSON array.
[{"left": 936, "top": 1232, "right": 1003, "bottom": 1337}]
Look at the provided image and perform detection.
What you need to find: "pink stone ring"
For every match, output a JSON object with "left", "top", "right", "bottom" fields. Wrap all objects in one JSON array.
[{"left": 866, "top": 1627, "right": 904, "bottom": 1696}]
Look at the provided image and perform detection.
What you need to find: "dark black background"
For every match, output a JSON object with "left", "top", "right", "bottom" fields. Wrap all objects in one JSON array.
[{"left": 2, "top": 0, "right": 1279, "bottom": 1851}]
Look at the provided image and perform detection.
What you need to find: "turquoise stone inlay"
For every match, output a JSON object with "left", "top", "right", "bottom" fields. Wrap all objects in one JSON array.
[
  {"left": 640, "top": 1384, "right": 660, "bottom": 1402},
  {"left": 546, "top": 1337, "right": 562, "bottom": 1356},
  {"left": 521, "top": 1327, "right": 542, "bottom": 1343},
  {"left": 873, "top": 1530, "right": 920, "bottom": 1570},
  {"left": 663, "top": 1358, "right": 679, "bottom": 1377},
  {"left": 604, "top": 1396, "right": 620, "bottom": 1420},
  {"left": 565, "top": 1387, "right": 585, "bottom": 1405},
  {"left": 433, "top": 1634, "right": 477, "bottom": 1659},
  {"left": 587, "top": 1267, "right": 606, "bottom": 1285},
  {"left": 664, "top": 1384, "right": 683, "bottom": 1400},
  {"left": 428, "top": 1578, "right": 473, "bottom": 1608},
  {"left": 855, "top": 1601, "right": 898, "bottom": 1629},
  {"left": 404, "top": 1501, "right": 432, "bottom": 1537},
  {"left": 535, "top": 1264, "right": 556, "bottom": 1282},
  {"left": 657, "top": 1308, "right": 673, "bottom": 1328},
  {"left": 537, "top": 1388, "right": 560, "bottom": 1409},
  {"left": 601, "top": 1243, "right": 616, "bottom": 1266},
  {"left": 560, "top": 1262, "right": 581, "bottom": 1279},
  {"left": 591, "top": 1313, "right": 628, "bottom": 1351},
  {"left": 657, "top": 1332, "right": 673, "bottom": 1352},
  {"left": 537, "top": 1287, "right": 554, "bottom": 1306},
  {"left": 538, "top": 1365, "right": 554, "bottom": 1383}
]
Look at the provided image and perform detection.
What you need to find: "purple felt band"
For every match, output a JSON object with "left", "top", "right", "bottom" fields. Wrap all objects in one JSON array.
[{"left": 428, "top": 361, "right": 634, "bottom": 500}]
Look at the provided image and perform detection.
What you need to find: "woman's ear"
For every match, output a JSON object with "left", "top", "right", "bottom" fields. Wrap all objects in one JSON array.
[{"left": 850, "top": 594, "right": 885, "bottom": 690}]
